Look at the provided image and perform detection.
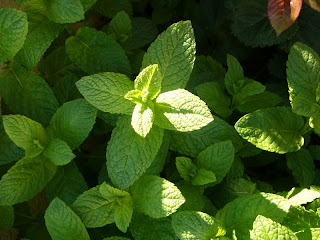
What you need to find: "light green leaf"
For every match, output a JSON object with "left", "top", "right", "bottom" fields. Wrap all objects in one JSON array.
[
  {"left": 0, "top": 62, "right": 59, "bottom": 126},
  {"left": 107, "top": 10, "right": 131, "bottom": 43},
  {"left": 66, "top": 27, "right": 131, "bottom": 75},
  {"left": 15, "top": 12, "right": 64, "bottom": 69},
  {"left": 0, "top": 8, "right": 28, "bottom": 62},
  {"left": 176, "top": 157, "right": 198, "bottom": 182},
  {"left": 224, "top": 54, "right": 245, "bottom": 96},
  {"left": 72, "top": 185, "right": 114, "bottom": 228},
  {"left": 233, "top": 78, "right": 266, "bottom": 101},
  {"left": 106, "top": 116, "right": 164, "bottom": 189},
  {"left": 195, "top": 141, "right": 234, "bottom": 185},
  {"left": 141, "top": 21, "right": 196, "bottom": 92},
  {"left": 169, "top": 116, "right": 243, "bottom": 157},
  {"left": 216, "top": 193, "right": 291, "bottom": 240},
  {"left": 235, "top": 107, "right": 305, "bottom": 154},
  {"left": 191, "top": 169, "right": 216, "bottom": 186},
  {"left": 46, "top": 161, "right": 88, "bottom": 205},
  {"left": 195, "top": 82, "right": 232, "bottom": 118},
  {"left": 287, "top": 42, "right": 320, "bottom": 117},
  {"left": 130, "top": 213, "right": 177, "bottom": 240},
  {"left": 45, "top": 198, "right": 90, "bottom": 240},
  {"left": 46, "top": 99, "right": 97, "bottom": 150},
  {"left": 3, "top": 115, "right": 47, "bottom": 158},
  {"left": 283, "top": 205, "right": 320, "bottom": 230},
  {"left": 154, "top": 89, "right": 213, "bottom": 132},
  {"left": 45, "top": 0, "right": 84, "bottom": 24},
  {"left": 134, "top": 64, "right": 162, "bottom": 100},
  {"left": 124, "top": 89, "right": 143, "bottom": 105},
  {"left": 310, "top": 116, "right": 320, "bottom": 135},
  {"left": 0, "top": 156, "right": 57, "bottom": 205},
  {"left": 250, "top": 215, "right": 297, "bottom": 240},
  {"left": 286, "top": 149, "right": 315, "bottom": 188},
  {"left": 114, "top": 194, "right": 133, "bottom": 233},
  {"left": 131, "top": 175, "right": 185, "bottom": 218},
  {"left": 131, "top": 102, "right": 154, "bottom": 137},
  {"left": 99, "top": 182, "right": 130, "bottom": 200},
  {"left": 43, "top": 138, "right": 75, "bottom": 166},
  {"left": 0, "top": 205, "right": 14, "bottom": 232},
  {"left": 76, "top": 72, "right": 134, "bottom": 115},
  {"left": 172, "top": 211, "right": 226, "bottom": 240},
  {"left": 287, "top": 187, "right": 320, "bottom": 206}
]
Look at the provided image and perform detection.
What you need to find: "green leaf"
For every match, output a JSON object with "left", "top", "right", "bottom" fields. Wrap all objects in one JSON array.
[
  {"left": 287, "top": 187, "right": 320, "bottom": 206},
  {"left": 169, "top": 116, "right": 243, "bottom": 157},
  {"left": 308, "top": 145, "right": 320, "bottom": 160},
  {"left": 94, "top": 0, "right": 132, "bottom": 18},
  {"left": 66, "top": 27, "right": 131, "bottom": 75},
  {"left": 0, "top": 156, "right": 57, "bottom": 205},
  {"left": 45, "top": 198, "right": 90, "bottom": 240},
  {"left": 130, "top": 213, "right": 177, "bottom": 240},
  {"left": 103, "top": 237, "right": 130, "bottom": 240},
  {"left": 224, "top": 54, "right": 245, "bottom": 96},
  {"left": 43, "top": 138, "right": 75, "bottom": 166},
  {"left": 154, "top": 89, "right": 213, "bottom": 132},
  {"left": 76, "top": 72, "right": 134, "bottom": 115},
  {"left": 106, "top": 116, "right": 164, "bottom": 189},
  {"left": 283, "top": 205, "right": 320, "bottom": 229},
  {"left": 135, "top": 64, "right": 162, "bottom": 100},
  {"left": 131, "top": 175, "right": 185, "bottom": 218},
  {"left": 171, "top": 211, "right": 226, "bottom": 240},
  {"left": 232, "top": 78, "right": 266, "bottom": 101},
  {"left": 0, "top": 62, "right": 59, "bottom": 126},
  {"left": 176, "top": 181, "right": 204, "bottom": 212},
  {"left": 250, "top": 215, "right": 297, "bottom": 240},
  {"left": 15, "top": 12, "right": 64, "bottom": 69},
  {"left": 3, "top": 115, "right": 47, "bottom": 158},
  {"left": 0, "top": 205, "right": 14, "bottom": 232},
  {"left": 195, "top": 141, "right": 234, "bottom": 185},
  {"left": 287, "top": 42, "right": 320, "bottom": 117},
  {"left": 46, "top": 99, "right": 97, "bottom": 150},
  {"left": 45, "top": 0, "right": 84, "bottom": 24},
  {"left": 286, "top": 149, "right": 315, "bottom": 188},
  {"left": 141, "top": 21, "right": 196, "bottom": 92},
  {"left": 107, "top": 10, "right": 132, "bottom": 43},
  {"left": 235, "top": 107, "right": 305, "bottom": 154},
  {"left": 0, "top": 8, "right": 28, "bottom": 62},
  {"left": 46, "top": 161, "right": 88, "bottom": 205},
  {"left": 131, "top": 102, "right": 154, "bottom": 137},
  {"left": 195, "top": 82, "right": 232, "bottom": 118},
  {"left": 72, "top": 185, "right": 114, "bottom": 228},
  {"left": 216, "top": 193, "right": 291, "bottom": 240},
  {"left": 191, "top": 169, "right": 216, "bottom": 186},
  {"left": 176, "top": 157, "right": 198, "bottom": 182},
  {"left": 81, "top": 0, "right": 97, "bottom": 12}
]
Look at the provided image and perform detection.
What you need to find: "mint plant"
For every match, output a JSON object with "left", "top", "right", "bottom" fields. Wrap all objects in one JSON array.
[{"left": 1, "top": 1, "right": 320, "bottom": 240}]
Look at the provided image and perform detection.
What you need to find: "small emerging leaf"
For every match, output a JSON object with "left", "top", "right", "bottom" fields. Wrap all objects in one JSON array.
[
  {"left": 131, "top": 102, "right": 154, "bottom": 137},
  {"left": 43, "top": 138, "right": 75, "bottom": 166}
]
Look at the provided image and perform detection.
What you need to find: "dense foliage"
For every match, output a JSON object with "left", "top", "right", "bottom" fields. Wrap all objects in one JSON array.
[{"left": 1, "top": 0, "right": 320, "bottom": 239}]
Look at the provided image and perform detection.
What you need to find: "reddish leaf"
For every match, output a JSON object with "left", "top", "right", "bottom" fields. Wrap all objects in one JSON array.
[
  {"left": 304, "top": 0, "right": 320, "bottom": 12},
  {"left": 268, "top": 0, "right": 303, "bottom": 35}
]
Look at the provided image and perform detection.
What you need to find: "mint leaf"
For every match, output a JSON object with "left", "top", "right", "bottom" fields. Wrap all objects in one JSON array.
[
  {"left": 0, "top": 156, "right": 57, "bottom": 205},
  {"left": 94, "top": 0, "right": 132, "bottom": 18},
  {"left": 80, "top": 0, "right": 97, "bottom": 12},
  {"left": 171, "top": 211, "right": 226, "bottom": 240},
  {"left": 232, "top": 78, "right": 266, "bottom": 101},
  {"left": 154, "top": 89, "right": 213, "bottom": 132},
  {"left": 131, "top": 175, "right": 185, "bottom": 218},
  {"left": 46, "top": 161, "right": 88, "bottom": 205},
  {"left": 72, "top": 185, "right": 114, "bottom": 228},
  {"left": 224, "top": 54, "right": 245, "bottom": 95},
  {"left": 191, "top": 169, "right": 216, "bottom": 186},
  {"left": 131, "top": 102, "right": 154, "bottom": 137},
  {"left": 250, "top": 215, "right": 297, "bottom": 240},
  {"left": 286, "top": 149, "right": 315, "bottom": 188},
  {"left": 0, "top": 8, "right": 28, "bottom": 62},
  {"left": 176, "top": 157, "right": 198, "bottom": 182},
  {"left": 103, "top": 237, "right": 130, "bottom": 240},
  {"left": 287, "top": 42, "right": 320, "bottom": 117},
  {"left": 141, "top": 21, "right": 196, "bottom": 92},
  {"left": 76, "top": 72, "right": 134, "bottom": 115},
  {"left": 216, "top": 193, "right": 291, "bottom": 240},
  {"left": 283, "top": 205, "right": 320, "bottom": 230},
  {"left": 107, "top": 10, "right": 132, "bottom": 43},
  {"left": 169, "top": 117, "right": 243, "bottom": 157},
  {"left": 45, "top": 198, "right": 90, "bottom": 240},
  {"left": 43, "top": 138, "right": 75, "bottom": 166},
  {"left": 235, "top": 107, "right": 305, "bottom": 154},
  {"left": 45, "top": 0, "right": 84, "bottom": 24},
  {"left": 66, "top": 27, "right": 131, "bottom": 75},
  {"left": 15, "top": 12, "right": 64, "bottom": 69},
  {"left": 0, "top": 62, "right": 59, "bottom": 126},
  {"left": 3, "top": 115, "right": 47, "bottom": 158},
  {"left": 176, "top": 181, "right": 205, "bottom": 212},
  {"left": 46, "top": 99, "right": 97, "bottom": 150},
  {"left": 0, "top": 205, "right": 14, "bottom": 232},
  {"left": 134, "top": 64, "right": 162, "bottom": 100},
  {"left": 287, "top": 187, "right": 320, "bottom": 206},
  {"left": 106, "top": 116, "right": 164, "bottom": 189},
  {"left": 195, "top": 82, "right": 232, "bottom": 118},
  {"left": 124, "top": 89, "right": 144, "bottom": 105},
  {"left": 195, "top": 141, "right": 234, "bottom": 185}
]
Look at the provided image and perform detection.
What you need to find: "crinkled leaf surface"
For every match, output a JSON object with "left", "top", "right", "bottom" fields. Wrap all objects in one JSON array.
[{"left": 43, "top": 138, "right": 75, "bottom": 166}]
